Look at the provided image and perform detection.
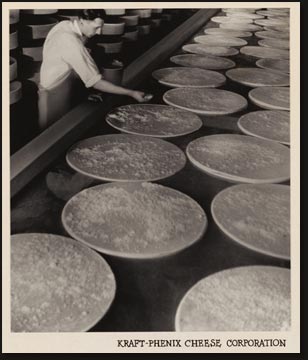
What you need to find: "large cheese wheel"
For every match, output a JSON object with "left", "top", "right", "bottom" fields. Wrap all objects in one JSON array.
[
  {"left": 66, "top": 134, "right": 186, "bottom": 182},
  {"left": 62, "top": 182, "right": 207, "bottom": 259},
  {"left": 211, "top": 16, "right": 253, "bottom": 24},
  {"left": 194, "top": 35, "right": 247, "bottom": 47},
  {"left": 152, "top": 67, "right": 226, "bottom": 88},
  {"left": 257, "top": 10, "right": 290, "bottom": 17},
  {"left": 226, "top": 68, "right": 289, "bottom": 87},
  {"left": 106, "top": 104, "right": 202, "bottom": 137},
  {"left": 240, "top": 46, "right": 289, "bottom": 59},
  {"left": 22, "top": 46, "right": 43, "bottom": 61},
  {"left": 175, "top": 266, "right": 290, "bottom": 331},
  {"left": 226, "top": 12, "right": 264, "bottom": 20},
  {"left": 127, "top": 9, "right": 152, "bottom": 18},
  {"left": 10, "top": 31, "right": 18, "bottom": 50},
  {"left": 249, "top": 86, "right": 290, "bottom": 110},
  {"left": 255, "top": 18, "right": 289, "bottom": 27},
  {"left": 120, "top": 15, "right": 139, "bottom": 26},
  {"left": 255, "top": 30, "right": 289, "bottom": 40},
  {"left": 258, "top": 38, "right": 289, "bottom": 50},
  {"left": 10, "top": 57, "right": 17, "bottom": 82},
  {"left": 170, "top": 54, "right": 235, "bottom": 70},
  {"left": 256, "top": 58, "right": 289, "bottom": 74},
  {"left": 23, "top": 17, "right": 58, "bottom": 40},
  {"left": 204, "top": 28, "right": 252, "bottom": 38},
  {"left": 163, "top": 88, "right": 247, "bottom": 116},
  {"left": 102, "top": 22, "right": 125, "bottom": 35},
  {"left": 97, "top": 41, "right": 123, "bottom": 54},
  {"left": 10, "top": 10, "right": 20, "bottom": 24},
  {"left": 220, "top": 23, "right": 262, "bottom": 31},
  {"left": 238, "top": 110, "right": 290, "bottom": 145},
  {"left": 10, "top": 81, "right": 22, "bottom": 105},
  {"left": 105, "top": 9, "right": 126, "bottom": 15},
  {"left": 186, "top": 134, "right": 290, "bottom": 183},
  {"left": 212, "top": 184, "right": 290, "bottom": 259},
  {"left": 11, "top": 233, "right": 116, "bottom": 332},
  {"left": 122, "top": 29, "right": 139, "bottom": 41},
  {"left": 137, "top": 24, "right": 151, "bottom": 36},
  {"left": 264, "top": 25, "right": 289, "bottom": 32},
  {"left": 182, "top": 44, "right": 239, "bottom": 57},
  {"left": 22, "top": 9, "right": 58, "bottom": 15},
  {"left": 222, "top": 8, "right": 260, "bottom": 13}
]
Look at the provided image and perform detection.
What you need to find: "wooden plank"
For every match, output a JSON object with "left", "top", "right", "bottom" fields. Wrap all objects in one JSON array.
[{"left": 10, "top": 9, "right": 219, "bottom": 198}]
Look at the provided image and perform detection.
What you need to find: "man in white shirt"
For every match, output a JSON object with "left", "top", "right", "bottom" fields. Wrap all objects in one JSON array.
[{"left": 40, "top": 9, "right": 149, "bottom": 102}]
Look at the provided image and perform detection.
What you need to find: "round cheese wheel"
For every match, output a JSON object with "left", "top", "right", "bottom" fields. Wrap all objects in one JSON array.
[
  {"left": 240, "top": 46, "right": 289, "bottom": 59},
  {"left": 255, "top": 18, "right": 289, "bottom": 27},
  {"left": 10, "top": 57, "right": 17, "bottom": 82},
  {"left": 62, "top": 182, "right": 207, "bottom": 259},
  {"left": 122, "top": 29, "right": 139, "bottom": 41},
  {"left": 222, "top": 8, "right": 259, "bottom": 13},
  {"left": 204, "top": 28, "right": 252, "bottom": 38},
  {"left": 194, "top": 35, "right": 247, "bottom": 47},
  {"left": 220, "top": 23, "right": 262, "bottom": 31},
  {"left": 226, "top": 67, "right": 289, "bottom": 87},
  {"left": 22, "top": 9, "right": 58, "bottom": 15},
  {"left": 170, "top": 54, "right": 235, "bottom": 70},
  {"left": 97, "top": 41, "right": 123, "bottom": 54},
  {"left": 23, "top": 17, "right": 58, "bottom": 40},
  {"left": 11, "top": 233, "right": 116, "bottom": 332},
  {"left": 186, "top": 134, "right": 290, "bottom": 183},
  {"left": 212, "top": 184, "right": 290, "bottom": 259},
  {"left": 175, "top": 266, "right": 290, "bottom": 331},
  {"left": 106, "top": 104, "right": 202, "bottom": 137},
  {"left": 163, "top": 88, "right": 247, "bottom": 116},
  {"left": 182, "top": 44, "right": 239, "bottom": 57},
  {"left": 258, "top": 38, "right": 289, "bottom": 50},
  {"left": 10, "top": 31, "right": 18, "bottom": 50},
  {"left": 127, "top": 9, "right": 152, "bottom": 18},
  {"left": 138, "top": 24, "right": 151, "bottom": 36},
  {"left": 22, "top": 46, "right": 43, "bottom": 61},
  {"left": 264, "top": 25, "right": 289, "bottom": 32},
  {"left": 257, "top": 10, "right": 290, "bottom": 17},
  {"left": 211, "top": 16, "right": 253, "bottom": 24},
  {"left": 120, "top": 15, "right": 139, "bottom": 26},
  {"left": 238, "top": 110, "right": 289, "bottom": 145},
  {"left": 226, "top": 12, "right": 264, "bottom": 19},
  {"left": 102, "top": 22, "right": 125, "bottom": 35},
  {"left": 10, "top": 81, "right": 22, "bottom": 105},
  {"left": 256, "top": 58, "right": 289, "bottom": 74},
  {"left": 249, "top": 86, "right": 290, "bottom": 110},
  {"left": 105, "top": 9, "right": 126, "bottom": 15},
  {"left": 10, "top": 9, "right": 20, "bottom": 24},
  {"left": 255, "top": 30, "right": 289, "bottom": 40},
  {"left": 152, "top": 67, "right": 226, "bottom": 88},
  {"left": 66, "top": 134, "right": 186, "bottom": 182}
]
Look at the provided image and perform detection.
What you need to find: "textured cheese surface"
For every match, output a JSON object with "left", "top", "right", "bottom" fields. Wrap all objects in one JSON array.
[
  {"left": 256, "top": 59, "right": 290, "bottom": 74},
  {"left": 62, "top": 182, "right": 207, "bottom": 258},
  {"left": 176, "top": 266, "right": 290, "bottom": 331},
  {"left": 152, "top": 67, "right": 226, "bottom": 88},
  {"left": 170, "top": 54, "right": 235, "bottom": 70},
  {"left": 238, "top": 110, "right": 290, "bottom": 144},
  {"left": 186, "top": 134, "right": 290, "bottom": 183},
  {"left": 182, "top": 44, "right": 239, "bottom": 57},
  {"left": 258, "top": 38, "right": 290, "bottom": 50},
  {"left": 211, "top": 184, "right": 290, "bottom": 258},
  {"left": 66, "top": 134, "right": 186, "bottom": 182},
  {"left": 249, "top": 86, "right": 290, "bottom": 110},
  {"left": 194, "top": 35, "right": 247, "bottom": 47},
  {"left": 163, "top": 88, "right": 247, "bottom": 116},
  {"left": 255, "top": 30, "right": 289, "bottom": 40},
  {"left": 11, "top": 233, "right": 116, "bottom": 332},
  {"left": 204, "top": 28, "right": 253, "bottom": 37},
  {"left": 106, "top": 104, "right": 202, "bottom": 137},
  {"left": 226, "top": 68, "right": 289, "bottom": 87},
  {"left": 240, "top": 46, "right": 289, "bottom": 59}
]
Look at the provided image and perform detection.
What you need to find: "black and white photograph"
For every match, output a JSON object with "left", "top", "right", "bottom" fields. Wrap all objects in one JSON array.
[{"left": 3, "top": 2, "right": 301, "bottom": 354}]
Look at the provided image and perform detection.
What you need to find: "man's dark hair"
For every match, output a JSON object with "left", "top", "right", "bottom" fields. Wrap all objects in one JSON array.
[{"left": 77, "top": 9, "right": 106, "bottom": 20}]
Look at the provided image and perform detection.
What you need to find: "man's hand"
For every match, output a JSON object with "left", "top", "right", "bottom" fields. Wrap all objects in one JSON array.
[
  {"left": 88, "top": 92, "right": 104, "bottom": 102},
  {"left": 130, "top": 91, "right": 153, "bottom": 103}
]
